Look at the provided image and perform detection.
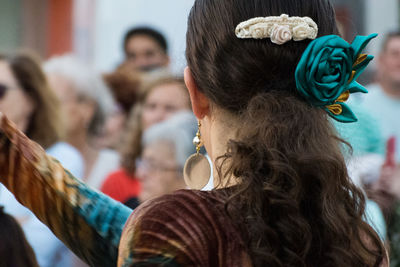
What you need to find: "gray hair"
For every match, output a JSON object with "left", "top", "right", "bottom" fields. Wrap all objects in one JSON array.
[
  {"left": 142, "top": 111, "right": 197, "bottom": 168},
  {"left": 44, "top": 54, "right": 115, "bottom": 136}
]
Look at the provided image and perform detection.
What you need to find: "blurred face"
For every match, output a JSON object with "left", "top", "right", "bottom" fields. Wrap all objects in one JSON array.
[
  {"left": 125, "top": 35, "right": 169, "bottom": 71},
  {"left": 142, "top": 82, "right": 191, "bottom": 129},
  {"left": 99, "top": 106, "right": 127, "bottom": 149},
  {"left": 137, "top": 141, "right": 186, "bottom": 202},
  {"left": 47, "top": 74, "right": 94, "bottom": 137},
  {"left": 379, "top": 37, "right": 400, "bottom": 86},
  {"left": 0, "top": 61, "right": 35, "bottom": 132}
]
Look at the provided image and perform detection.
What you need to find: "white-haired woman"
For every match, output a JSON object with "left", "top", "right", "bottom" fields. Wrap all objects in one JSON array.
[
  {"left": 101, "top": 75, "right": 193, "bottom": 205},
  {"left": 124, "top": 112, "right": 197, "bottom": 208},
  {"left": 44, "top": 55, "right": 119, "bottom": 189}
]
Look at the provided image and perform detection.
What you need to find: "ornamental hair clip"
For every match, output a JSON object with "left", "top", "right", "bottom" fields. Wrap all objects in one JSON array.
[
  {"left": 295, "top": 33, "right": 378, "bottom": 123},
  {"left": 235, "top": 14, "right": 318, "bottom": 45}
]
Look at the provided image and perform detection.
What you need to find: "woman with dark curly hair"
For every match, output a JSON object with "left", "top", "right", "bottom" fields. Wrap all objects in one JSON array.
[{"left": 0, "top": 0, "right": 387, "bottom": 266}]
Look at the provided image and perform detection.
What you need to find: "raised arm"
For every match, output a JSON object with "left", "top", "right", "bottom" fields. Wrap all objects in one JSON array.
[{"left": 0, "top": 114, "right": 132, "bottom": 267}]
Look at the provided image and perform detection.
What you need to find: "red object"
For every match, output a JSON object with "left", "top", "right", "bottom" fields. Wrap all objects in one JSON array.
[
  {"left": 47, "top": 0, "right": 73, "bottom": 56},
  {"left": 383, "top": 136, "right": 396, "bottom": 169},
  {"left": 101, "top": 169, "right": 141, "bottom": 203}
]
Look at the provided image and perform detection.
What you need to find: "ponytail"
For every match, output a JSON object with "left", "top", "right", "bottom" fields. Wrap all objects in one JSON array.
[{"left": 216, "top": 91, "right": 384, "bottom": 266}]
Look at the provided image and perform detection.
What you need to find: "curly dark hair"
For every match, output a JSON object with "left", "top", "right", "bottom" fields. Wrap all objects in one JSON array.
[{"left": 186, "top": 0, "right": 385, "bottom": 266}]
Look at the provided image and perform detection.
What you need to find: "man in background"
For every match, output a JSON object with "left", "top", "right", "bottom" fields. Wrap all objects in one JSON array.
[
  {"left": 364, "top": 31, "right": 400, "bottom": 161},
  {"left": 362, "top": 32, "right": 400, "bottom": 266},
  {"left": 121, "top": 27, "right": 170, "bottom": 72}
]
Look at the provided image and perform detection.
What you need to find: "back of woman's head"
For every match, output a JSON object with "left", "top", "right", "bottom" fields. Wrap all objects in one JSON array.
[
  {"left": 186, "top": 0, "right": 384, "bottom": 266},
  {"left": 0, "top": 206, "right": 39, "bottom": 267},
  {"left": 0, "top": 52, "right": 63, "bottom": 149},
  {"left": 186, "top": 0, "right": 337, "bottom": 112}
]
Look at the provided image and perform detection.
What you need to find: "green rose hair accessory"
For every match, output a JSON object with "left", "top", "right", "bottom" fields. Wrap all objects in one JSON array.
[{"left": 295, "top": 33, "right": 378, "bottom": 123}]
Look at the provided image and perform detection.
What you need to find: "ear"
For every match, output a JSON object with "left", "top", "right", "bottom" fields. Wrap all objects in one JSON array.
[{"left": 184, "top": 67, "right": 209, "bottom": 119}]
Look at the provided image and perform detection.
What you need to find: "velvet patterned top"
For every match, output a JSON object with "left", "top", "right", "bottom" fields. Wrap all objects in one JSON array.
[{"left": 0, "top": 115, "right": 250, "bottom": 267}]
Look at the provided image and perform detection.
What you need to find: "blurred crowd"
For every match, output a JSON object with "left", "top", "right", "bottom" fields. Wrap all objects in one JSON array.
[
  {"left": 0, "top": 27, "right": 199, "bottom": 267},
  {"left": 0, "top": 25, "right": 399, "bottom": 266}
]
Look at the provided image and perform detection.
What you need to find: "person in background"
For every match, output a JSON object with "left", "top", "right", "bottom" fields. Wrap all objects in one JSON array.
[
  {"left": 101, "top": 75, "right": 192, "bottom": 205},
  {"left": 0, "top": 206, "right": 39, "bottom": 267},
  {"left": 363, "top": 31, "right": 400, "bottom": 161},
  {"left": 359, "top": 32, "right": 400, "bottom": 265},
  {"left": 369, "top": 137, "right": 400, "bottom": 265},
  {"left": 44, "top": 55, "right": 119, "bottom": 190},
  {"left": 101, "top": 67, "right": 142, "bottom": 150},
  {"left": 345, "top": 155, "right": 387, "bottom": 242},
  {"left": 0, "top": 52, "right": 61, "bottom": 149},
  {"left": 125, "top": 112, "right": 197, "bottom": 208},
  {"left": 367, "top": 162, "right": 400, "bottom": 266},
  {"left": 0, "top": 52, "right": 83, "bottom": 267},
  {"left": 121, "top": 26, "right": 170, "bottom": 72}
]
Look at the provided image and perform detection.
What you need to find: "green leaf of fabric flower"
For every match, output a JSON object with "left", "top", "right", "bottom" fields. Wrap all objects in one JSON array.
[
  {"left": 325, "top": 103, "right": 358, "bottom": 123},
  {"left": 351, "top": 34, "right": 378, "bottom": 58},
  {"left": 351, "top": 55, "right": 374, "bottom": 82},
  {"left": 348, "top": 81, "right": 369, "bottom": 94}
]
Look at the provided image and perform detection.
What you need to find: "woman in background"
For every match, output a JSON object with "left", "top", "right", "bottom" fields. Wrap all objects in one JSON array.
[
  {"left": 123, "top": 112, "right": 197, "bottom": 208},
  {"left": 0, "top": 52, "right": 83, "bottom": 267},
  {"left": 44, "top": 55, "right": 117, "bottom": 189},
  {"left": 101, "top": 75, "right": 192, "bottom": 204}
]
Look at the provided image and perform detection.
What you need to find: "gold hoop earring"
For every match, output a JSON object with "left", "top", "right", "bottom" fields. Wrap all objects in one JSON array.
[{"left": 183, "top": 120, "right": 211, "bottom": 190}]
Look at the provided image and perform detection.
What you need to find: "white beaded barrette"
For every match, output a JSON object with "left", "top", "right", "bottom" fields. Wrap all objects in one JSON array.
[{"left": 235, "top": 14, "right": 318, "bottom": 45}]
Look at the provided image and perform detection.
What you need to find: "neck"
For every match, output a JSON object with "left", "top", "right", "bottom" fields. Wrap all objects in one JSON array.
[{"left": 204, "top": 110, "right": 240, "bottom": 189}]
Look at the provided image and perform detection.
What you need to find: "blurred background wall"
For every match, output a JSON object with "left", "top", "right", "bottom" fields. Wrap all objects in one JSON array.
[{"left": 0, "top": 0, "right": 398, "bottom": 74}]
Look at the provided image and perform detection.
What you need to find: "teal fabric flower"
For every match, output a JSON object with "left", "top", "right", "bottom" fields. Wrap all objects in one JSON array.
[{"left": 295, "top": 34, "right": 377, "bottom": 123}]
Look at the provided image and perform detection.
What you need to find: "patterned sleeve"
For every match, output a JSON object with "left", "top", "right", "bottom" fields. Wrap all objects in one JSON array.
[{"left": 0, "top": 114, "right": 132, "bottom": 267}]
